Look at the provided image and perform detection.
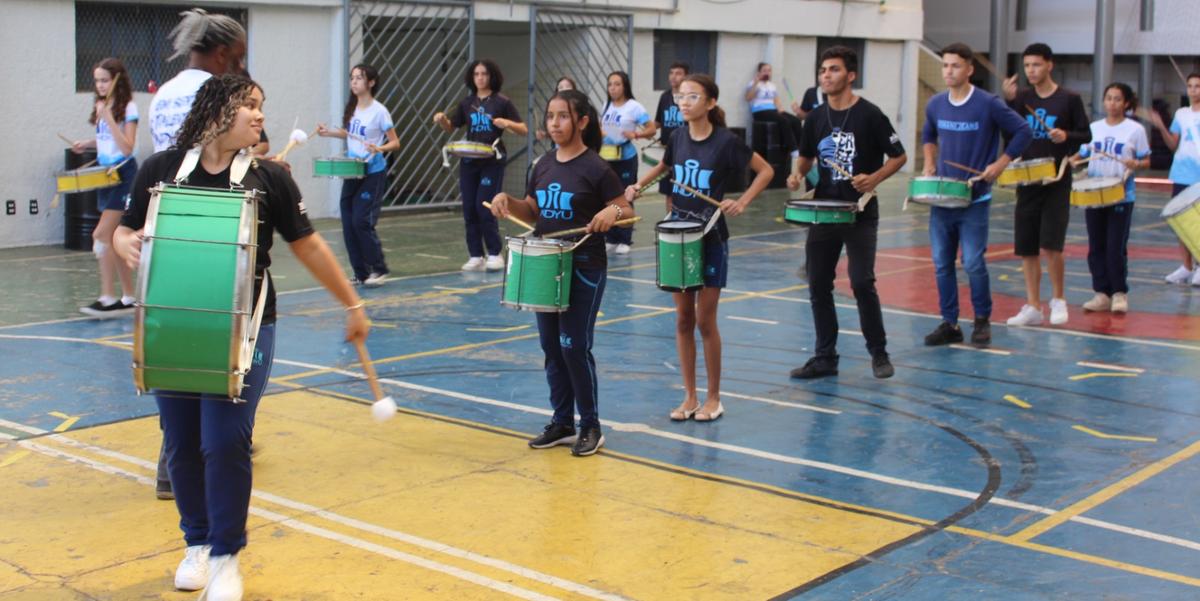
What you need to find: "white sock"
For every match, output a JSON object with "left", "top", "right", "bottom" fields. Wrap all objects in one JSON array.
[
  {"left": 120, "top": 295, "right": 136, "bottom": 305},
  {"left": 98, "top": 295, "right": 117, "bottom": 305}
]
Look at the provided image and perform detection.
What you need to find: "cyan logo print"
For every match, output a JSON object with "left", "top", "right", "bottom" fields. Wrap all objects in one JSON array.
[
  {"left": 469, "top": 110, "right": 493, "bottom": 133},
  {"left": 1096, "top": 137, "right": 1126, "bottom": 157},
  {"left": 673, "top": 160, "right": 713, "bottom": 197},
  {"left": 536, "top": 183, "right": 575, "bottom": 220},
  {"left": 663, "top": 106, "right": 684, "bottom": 128},
  {"left": 1027, "top": 109, "right": 1059, "bottom": 139}
]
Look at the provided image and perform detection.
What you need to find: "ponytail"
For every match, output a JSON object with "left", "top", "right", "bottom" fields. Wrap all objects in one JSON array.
[
  {"left": 546, "top": 90, "right": 603, "bottom": 152},
  {"left": 682, "top": 74, "right": 726, "bottom": 128}
]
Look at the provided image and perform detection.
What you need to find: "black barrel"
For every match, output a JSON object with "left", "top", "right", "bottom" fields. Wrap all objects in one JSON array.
[
  {"left": 63, "top": 149, "right": 102, "bottom": 250},
  {"left": 751, "top": 121, "right": 789, "bottom": 189}
]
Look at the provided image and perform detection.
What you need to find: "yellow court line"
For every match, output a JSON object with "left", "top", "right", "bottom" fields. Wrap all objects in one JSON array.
[
  {"left": 1010, "top": 438, "right": 1200, "bottom": 542},
  {"left": 1003, "top": 394, "right": 1031, "bottom": 409},
  {"left": 1069, "top": 372, "right": 1138, "bottom": 381},
  {"left": 0, "top": 449, "right": 31, "bottom": 468},
  {"left": 1071, "top": 425, "right": 1158, "bottom": 443},
  {"left": 91, "top": 332, "right": 134, "bottom": 341},
  {"left": 465, "top": 325, "right": 530, "bottom": 333}
]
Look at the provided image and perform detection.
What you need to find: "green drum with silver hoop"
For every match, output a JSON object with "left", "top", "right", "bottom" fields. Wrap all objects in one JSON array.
[
  {"left": 501, "top": 236, "right": 573, "bottom": 312},
  {"left": 313, "top": 156, "right": 366, "bottom": 178},
  {"left": 133, "top": 184, "right": 261, "bottom": 399},
  {"left": 655, "top": 219, "right": 705, "bottom": 292},
  {"left": 908, "top": 176, "right": 971, "bottom": 208},
  {"left": 784, "top": 199, "right": 857, "bottom": 225}
]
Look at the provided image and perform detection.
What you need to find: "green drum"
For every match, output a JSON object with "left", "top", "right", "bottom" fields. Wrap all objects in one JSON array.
[
  {"left": 501, "top": 236, "right": 573, "bottom": 312},
  {"left": 313, "top": 156, "right": 366, "bottom": 178},
  {"left": 656, "top": 219, "right": 705, "bottom": 292},
  {"left": 133, "top": 185, "right": 260, "bottom": 399},
  {"left": 784, "top": 200, "right": 857, "bottom": 225},
  {"left": 908, "top": 176, "right": 971, "bottom": 208}
]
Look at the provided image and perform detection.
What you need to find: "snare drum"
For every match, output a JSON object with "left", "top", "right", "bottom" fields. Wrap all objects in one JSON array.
[
  {"left": 133, "top": 184, "right": 261, "bottom": 399},
  {"left": 908, "top": 176, "right": 971, "bottom": 208},
  {"left": 997, "top": 157, "right": 1057, "bottom": 187},
  {"left": 600, "top": 144, "right": 622, "bottom": 161},
  {"left": 1070, "top": 177, "right": 1126, "bottom": 208},
  {"left": 1163, "top": 183, "right": 1200, "bottom": 262},
  {"left": 501, "top": 236, "right": 573, "bottom": 312},
  {"left": 784, "top": 200, "right": 857, "bottom": 225},
  {"left": 313, "top": 157, "right": 366, "bottom": 178},
  {"left": 641, "top": 144, "right": 664, "bottom": 167},
  {"left": 445, "top": 140, "right": 497, "bottom": 159},
  {"left": 655, "top": 220, "right": 705, "bottom": 292},
  {"left": 56, "top": 165, "right": 121, "bottom": 194}
]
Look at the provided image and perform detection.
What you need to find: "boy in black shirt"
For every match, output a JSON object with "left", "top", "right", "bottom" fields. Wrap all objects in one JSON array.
[{"left": 653, "top": 61, "right": 689, "bottom": 195}]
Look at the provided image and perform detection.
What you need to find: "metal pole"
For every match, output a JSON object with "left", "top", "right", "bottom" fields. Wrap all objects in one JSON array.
[
  {"left": 1140, "top": 0, "right": 1154, "bottom": 31},
  {"left": 1138, "top": 0, "right": 1154, "bottom": 137},
  {"left": 1093, "top": 0, "right": 1116, "bottom": 116},
  {"left": 626, "top": 15, "right": 634, "bottom": 75},
  {"left": 468, "top": 1, "right": 476, "bottom": 61},
  {"left": 989, "top": 0, "right": 1009, "bottom": 94},
  {"left": 528, "top": 6, "right": 538, "bottom": 182}
]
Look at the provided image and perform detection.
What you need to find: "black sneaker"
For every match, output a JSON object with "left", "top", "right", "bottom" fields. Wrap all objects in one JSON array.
[
  {"left": 789, "top": 356, "right": 839, "bottom": 379},
  {"left": 924, "top": 322, "right": 963, "bottom": 346},
  {"left": 528, "top": 422, "right": 576, "bottom": 449},
  {"left": 571, "top": 425, "right": 605, "bottom": 457},
  {"left": 971, "top": 317, "right": 991, "bottom": 346},
  {"left": 156, "top": 479, "right": 174, "bottom": 500},
  {"left": 79, "top": 299, "right": 134, "bottom": 319},
  {"left": 872, "top": 353, "right": 895, "bottom": 379}
]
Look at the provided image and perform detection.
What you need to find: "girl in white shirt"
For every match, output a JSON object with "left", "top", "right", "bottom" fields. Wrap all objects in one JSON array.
[{"left": 601, "top": 70, "right": 656, "bottom": 253}]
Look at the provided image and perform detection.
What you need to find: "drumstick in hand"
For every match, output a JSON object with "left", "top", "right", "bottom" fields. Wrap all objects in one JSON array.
[
  {"left": 542, "top": 217, "right": 642, "bottom": 239},
  {"left": 669, "top": 180, "right": 724, "bottom": 209},
  {"left": 57, "top": 132, "right": 75, "bottom": 146},
  {"left": 944, "top": 160, "right": 986, "bottom": 176},
  {"left": 822, "top": 158, "right": 876, "bottom": 208},
  {"left": 354, "top": 339, "right": 397, "bottom": 422},
  {"left": 482, "top": 201, "right": 536, "bottom": 233}
]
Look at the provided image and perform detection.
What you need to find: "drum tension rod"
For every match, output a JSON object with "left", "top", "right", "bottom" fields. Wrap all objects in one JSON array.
[
  {"left": 134, "top": 302, "right": 250, "bottom": 316},
  {"left": 142, "top": 234, "right": 258, "bottom": 248}
]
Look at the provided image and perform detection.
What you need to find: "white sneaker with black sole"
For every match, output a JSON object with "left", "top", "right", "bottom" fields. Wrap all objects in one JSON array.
[{"left": 79, "top": 298, "right": 134, "bottom": 319}]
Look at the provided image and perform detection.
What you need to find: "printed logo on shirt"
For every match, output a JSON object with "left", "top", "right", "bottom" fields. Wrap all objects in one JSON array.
[
  {"left": 937, "top": 119, "right": 980, "bottom": 132},
  {"left": 348, "top": 117, "right": 373, "bottom": 140},
  {"left": 1094, "top": 137, "right": 1126, "bottom": 158},
  {"left": 818, "top": 130, "right": 857, "bottom": 181},
  {"left": 662, "top": 106, "right": 684, "bottom": 129},
  {"left": 469, "top": 109, "right": 493, "bottom": 133},
  {"left": 535, "top": 182, "right": 574, "bottom": 220},
  {"left": 673, "top": 160, "right": 714, "bottom": 198},
  {"left": 1027, "top": 108, "right": 1059, "bottom": 139}
]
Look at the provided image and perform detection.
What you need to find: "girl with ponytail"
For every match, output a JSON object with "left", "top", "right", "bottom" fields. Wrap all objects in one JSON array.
[
  {"left": 626, "top": 73, "right": 774, "bottom": 423},
  {"left": 487, "top": 89, "right": 635, "bottom": 457}
]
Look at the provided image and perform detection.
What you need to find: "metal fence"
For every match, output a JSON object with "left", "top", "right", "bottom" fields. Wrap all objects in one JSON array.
[{"left": 348, "top": 0, "right": 474, "bottom": 210}]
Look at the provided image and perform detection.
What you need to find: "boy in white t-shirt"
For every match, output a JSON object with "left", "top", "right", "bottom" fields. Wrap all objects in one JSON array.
[
  {"left": 1150, "top": 72, "right": 1200, "bottom": 285},
  {"left": 1074, "top": 83, "right": 1150, "bottom": 313}
]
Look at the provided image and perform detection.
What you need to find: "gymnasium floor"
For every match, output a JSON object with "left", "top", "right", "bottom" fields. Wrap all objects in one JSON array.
[{"left": 1, "top": 178, "right": 1198, "bottom": 600}]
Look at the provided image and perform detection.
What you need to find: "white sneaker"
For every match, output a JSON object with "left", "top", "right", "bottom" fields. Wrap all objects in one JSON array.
[
  {"left": 1165, "top": 265, "right": 1193, "bottom": 284},
  {"left": 1006, "top": 304, "right": 1044, "bottom": 326},
  {"left": 174, "top": 545, "right": 210, "bottom": 591},
  {"left": 1082, "top": 293, "right": 1111, "bottom": 312},
  {"left": 615, "top": 243, "right": 631, "bottom": 255},
  {"left": 605, "top": 243, "right": 617, "bottom": 253},
  {"left": 484, "top": 254, "right": 505, "bottom": 271},
  {"left": 363, "top": 272, "right": 388, "bottom": 288},
  {"left": 1049, "top": 298, "right": 1068, "bottom": 325},
  {"left": 1192, "top": 269, "right": 1200, "bottom": 287},
  {"left": 1111, "top": 292, "right": 1129, "bottom": 313},
  {"left": 460, "top": 257, "right": 485, "bottom": 272},
  {"left": 203, "top": 554, "right": 243, "bottom": 601}
]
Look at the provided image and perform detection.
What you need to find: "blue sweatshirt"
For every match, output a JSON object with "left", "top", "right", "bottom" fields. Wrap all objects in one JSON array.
[{"left": 922, "top": 86, "right": 1032, "bottom": 202}]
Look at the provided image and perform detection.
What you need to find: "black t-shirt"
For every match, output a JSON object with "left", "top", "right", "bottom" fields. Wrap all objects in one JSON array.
[
  {"left": 1007, "top": 87, "right": 1090, "bottom": 162},
  {"left": 122, "top": 149, "right": 315, "bottom": 324},
  {"left": 800, "top": 86, "right": 824, "bottom": 114},
  {"left": 655, "top": 90, "right": 685, "bottom": 146},
  {"left": 663, "top": 126, "right": 754, "bottom": 240},
  {"left": 450, "top": 93, "right": 522, "bottom": 155},
  {"left": 799, "top": 97, "right": 905, "bottom": 221},
  {"left": 525, "top": 148, "right": 625, "bottom": 270}
]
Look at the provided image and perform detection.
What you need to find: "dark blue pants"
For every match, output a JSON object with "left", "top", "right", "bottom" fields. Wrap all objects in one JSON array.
[
  {"left": 605, "top": 157, "right": 638, "bottom": 246},
  {"left": 459, "top": 159, "right": 504, "bottom": 257},
  {"left": 157, "top": 323, "right": 275, "bottom": 557},
  {"left": 340, "top": 171, "right": 389, "bottom": 281},
  {"left": 535, "top": 267, "right": 606, "bottom": 429},
  {"left": 929, "top": 201, "right": 992, "bottom": 322},
  {"left": 1085, "top": 203, "right": 1134, "bottom": 295}
]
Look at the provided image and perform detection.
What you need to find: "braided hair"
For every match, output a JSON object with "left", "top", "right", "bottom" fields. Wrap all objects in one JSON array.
[
  {"left": 174, "top": 74, "right": 261, "bottom": 150},
  {"left": 168, "top": 8, "right": 246, "bottom": 61}
]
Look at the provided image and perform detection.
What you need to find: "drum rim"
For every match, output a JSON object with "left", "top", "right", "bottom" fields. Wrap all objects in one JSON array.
[
  {"left": 1010, "top": 157, "right": 1056, "bottom": 167},
  {"left": 909, "top": 193, "right": 972, "bottom": 202},
  {"left": 787, "top": 199, "right": 858, "bottom": 209},
  {"left": 912, "top": 175, "right": 970, "bottom": 185},
  {"left": 505, "top": 235, "right": 573, "bottom": 250},
  {"left": 1072, "top": 176, "right": 1125, "bottom": 191},
  {"left": 1163, "top": 182, "right": 1200, "bottom": 217},
  {"left": 655, "top": 218, "right": 705, "bottom": 232},
  {"left": 313, "top": 156, "right": 367, "bottom": 164}
]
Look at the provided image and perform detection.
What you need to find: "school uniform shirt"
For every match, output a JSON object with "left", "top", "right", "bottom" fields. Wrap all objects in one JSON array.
[
  {"left": 922, "top": 85, "right": 1032, "bottom": 202},
  {"left": 1168, "top": 107, "right": 1200, "bottom": 185},
  {"left": 121, "top": 149, "right": 314, "bottom": 325},
  {"left": 148, "top": 68, "right": 212, "bottom": 152},
  {"left": 601, "top": 99, "right": 651, "bottom": 161},
  {"left": 525, "top": 148, "right": 625, "bottom": 270},
  {"left": 346, "top": 100, "right": 395, "bottom": 175},
  {"left": 96, "top": 101, "right": 139, "bottom": 166},
  {"left": 746, "top": 80, "right": 778, "bottom": 114},
  {"left": 1007, "top": 87, "right": 1090, "bottom": 162},
  {"left": 800, "top": 86, "right": 824, "bottom": 114},
  {"left": 655, "top": 90, "right": 685, "bottom": 146},
  {"left": 450, "top": 93, "right": 522, "bottom": 157},
  {"left": 1079, "top": 118, "right": 1151, "bottom": 203},
  {"left": 800, "top": 98, "right": 906, "bottom": 221},
  {"left": 664, "top": 127, "right": 754, "bottom": 240}
]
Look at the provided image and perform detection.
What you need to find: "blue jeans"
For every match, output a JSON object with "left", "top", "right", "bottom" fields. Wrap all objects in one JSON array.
[
  {"left": 97, "top": 158, "right": 137, "bottom": 212},
  {"left": 157, "top": 323, "right": 275, "bottom": 557},
  {"left": 1085, "top": 203, "right": 1134, "bottom": 295},
  {"left": 459, "top": 159, "right": 504, "bottom": 257},
  {"left": 340, "top": 171, "right": 389, "bottom": 281},
  {"left": 929, "top": 202, "right": 992, "bottom": 323},
  {"left": 605, "top": 157, "right": 638, "bottom": 246},
  {"left": 535, "top": 267, "right": 606, "bottom": 429}
]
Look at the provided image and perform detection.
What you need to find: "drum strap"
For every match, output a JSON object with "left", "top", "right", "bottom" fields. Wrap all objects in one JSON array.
[
  {"left": 173, "top": 147, "right": 253, "bottom": 187},
  {"left": 246, "top": 270, "right": 270, "bottom": 351}
]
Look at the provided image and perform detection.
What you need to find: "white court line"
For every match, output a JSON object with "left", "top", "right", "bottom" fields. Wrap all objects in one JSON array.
[
  {"left": 3, "top": 419, "right": 631, "bottom": 601},
  {"left": 727, "top": 316, "right": 779, "bottom": 325},
  {"left": 1077, "top": 361, "right": 1145, "bottom": 374},
  {"left": 691, "top": 387, "right": 841, "bottom": 415},
  {"left": 626, "top": 303, "right": 673, "bottom": 311},
  {"left": 950, "top": 344, "right": 1013, "bottom": 356},
  {"left": 263, "top": 361, "right": 1200, "bottom": 555}
]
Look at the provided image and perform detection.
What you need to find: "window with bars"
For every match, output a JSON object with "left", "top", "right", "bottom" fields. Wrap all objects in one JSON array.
[
  {"left": 653, "top": 30, "right": 717, "bottom": 89},
  {"left": 75, "top": 2, "right": 246, "bottom": 93}
]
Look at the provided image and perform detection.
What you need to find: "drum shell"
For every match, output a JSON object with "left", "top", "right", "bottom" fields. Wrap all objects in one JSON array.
[
  {"left": 1070, "top": 177, "right": 1125, "bottom": 208},
  {"left": 445, "top": 141, "right": 496, "bottom": 159},
  {"left": 501, "top": 237, "right": 573, "bottom": 312},
  {"left": 784, "top": 200, "right": 857, "bottom": 225},
  {"left": 600, "top": 145, "right": 622, "bottom": 161},
  {"left": 655, "top": 220, "right": 705, "bottom": 292},
  {"left": 313, "top": 157, "right": 366, "bottom": 178},
  {"left": 997, "top": 158, "right": 1056, "bottom": 187},
  {"left": 908, "top": 177, "right": 971, "bottom": 208},
  {"left": 1164, "top": 190, "right": 1200, "bottom": 263}
]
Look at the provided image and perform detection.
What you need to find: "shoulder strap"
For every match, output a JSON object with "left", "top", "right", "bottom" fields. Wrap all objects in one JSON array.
[{"left": 173, "top": 147, "right": 253, "bottom": 187}]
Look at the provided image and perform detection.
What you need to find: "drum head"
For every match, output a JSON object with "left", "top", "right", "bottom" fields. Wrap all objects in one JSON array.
[
  {"left": 1164, "top": 182, "right": 1200, "bottom": 217},
  {"left": 789, "top": 199, "right": 856, "bottom": 209},
  {"left": 1073, "top": 177, "right": 1124, "bottom": 192},
  {"left": 656, "top": 219, "right": 704, "bottom": 233}
]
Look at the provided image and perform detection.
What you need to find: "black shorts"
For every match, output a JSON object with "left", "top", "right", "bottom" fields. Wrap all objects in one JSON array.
[{"left": 1014, "top": 174, "right": 1071, "bottom": 256}]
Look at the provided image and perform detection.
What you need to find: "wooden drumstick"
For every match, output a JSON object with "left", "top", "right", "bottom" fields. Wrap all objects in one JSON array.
[
  {"left": 542, "top": 216, "right": 641, "bottom": 240},
  {"left": 482, "top": 200, "right": 536, "bottom": 232},
  {"left": 353, "top": 339, "right": 397, "bottom": 422},
  {"left": 637, "top": 171, "right": 669, "bottom": 195},
  {"left": 669, "top": 180, "right": 724, "bottom": 209},
  {"left": 57, "top": 132, "right": 75, "bottom": 146},
  {"left": 822, "top": 158, "right": 876, "bottom": 208},
  {"left": 944, "top": 160, "right": 985, "bottom": 176}
]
